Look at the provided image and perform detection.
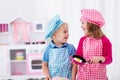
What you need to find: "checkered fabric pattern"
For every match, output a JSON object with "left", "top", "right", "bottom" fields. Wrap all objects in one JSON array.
[
  {"left": 45, "top": 15, "right": 64, "bottom": 39},
  {"left": 48, "top": 47, "right": 72, "bottom": 80},
  {"left": 77, "top": 37, "right": 108, "bottom": 80},
  {"left": 80, "top": 9, "right": 105, "bottom": 27}
]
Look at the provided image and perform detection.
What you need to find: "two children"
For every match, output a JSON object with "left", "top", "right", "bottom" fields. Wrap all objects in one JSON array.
[{"left": 42, "top": 9, "right": 112, "bottom": 80}]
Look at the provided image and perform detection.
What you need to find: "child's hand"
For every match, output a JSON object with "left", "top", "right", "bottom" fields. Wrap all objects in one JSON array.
[
  {"left": 89, "top": 56, "right": 105, "bottom": 64},
  {"left": 70, "top": 56, "right": 74, "bottom": 63},
  {"left": 45, "top": 77, "right": 52, "bottom": 80}
]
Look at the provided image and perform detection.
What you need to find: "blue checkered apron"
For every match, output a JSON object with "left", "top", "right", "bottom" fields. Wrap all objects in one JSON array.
[{"left": 48, "top": 47, "right": 71, "bottom": 79}]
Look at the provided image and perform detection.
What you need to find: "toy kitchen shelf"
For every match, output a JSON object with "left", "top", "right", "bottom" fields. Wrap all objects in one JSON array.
[{"left": 10, "top": 49, "right": 26, "bottom": 75}]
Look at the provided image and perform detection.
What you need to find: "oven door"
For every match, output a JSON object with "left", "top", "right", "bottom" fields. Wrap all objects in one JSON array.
[{"left": 26, "top": 53, "right": 43, "bottom": 75}]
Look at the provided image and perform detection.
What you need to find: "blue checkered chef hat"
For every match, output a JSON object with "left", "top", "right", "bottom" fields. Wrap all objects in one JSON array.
[{"left": 45, "top": 15, "right": 64, "bottom": 39}]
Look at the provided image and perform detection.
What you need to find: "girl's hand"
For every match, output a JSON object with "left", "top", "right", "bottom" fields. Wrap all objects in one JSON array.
[{"left": 89, "top": 56, "right": 105, "bottom": 64}]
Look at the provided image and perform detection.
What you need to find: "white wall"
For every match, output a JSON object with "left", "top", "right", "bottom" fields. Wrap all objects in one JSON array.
[
  {"left": 36, "top": 0, "right": 65, "bottom": 21},
  {"left": 0, "top": 0, "right": 65, "bottom": 22},
  {"left": 0, "top": 0, "right": 36, "bottom": 22}
]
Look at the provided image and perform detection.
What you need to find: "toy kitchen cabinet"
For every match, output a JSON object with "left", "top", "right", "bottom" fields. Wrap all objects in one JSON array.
[
  {"left": 0, "top": 44, "right": 46, "bottom": 80},
  {"left": 0, "top": 46, "right": 10, "bottom": 77}
]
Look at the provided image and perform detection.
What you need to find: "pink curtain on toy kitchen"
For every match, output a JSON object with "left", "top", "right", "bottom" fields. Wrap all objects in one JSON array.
[
  {"left": 0, "top": 24, "right": 8, "bottom": 33},
  {"left": 10, "top": 18, "right": 32, "bottom": 43}
]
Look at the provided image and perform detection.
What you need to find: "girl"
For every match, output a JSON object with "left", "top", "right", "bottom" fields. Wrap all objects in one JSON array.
[
  {"left": 73, "top": 9, "right": 112, "bottom": 80},
  {"left": 42, "top": 15, "right": 76, "bottom": 80}
]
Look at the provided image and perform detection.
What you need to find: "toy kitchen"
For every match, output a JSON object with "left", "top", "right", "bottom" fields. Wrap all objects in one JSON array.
[{"left": 0, "top": 17, "right": 47, "bottom": 80}]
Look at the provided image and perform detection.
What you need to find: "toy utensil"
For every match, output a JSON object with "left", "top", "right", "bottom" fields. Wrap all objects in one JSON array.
[{"left": 71, "top": 55, "right": 102, "bottom": 64}]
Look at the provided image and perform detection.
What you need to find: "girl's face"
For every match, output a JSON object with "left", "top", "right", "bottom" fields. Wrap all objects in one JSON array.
[
  {"left": 81, "top": 21, "right": 88, "bottom": 35},
  {"left": 53, "top": 24, "right": 69, "bottom": 46}
]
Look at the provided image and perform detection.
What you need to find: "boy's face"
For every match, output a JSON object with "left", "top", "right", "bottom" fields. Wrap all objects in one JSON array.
[
  {"left": 81, "top": 20, "right": 88, "bottom": 35},
  {"left": 53, "top": 24, "right": 69, "bottom": 45}
]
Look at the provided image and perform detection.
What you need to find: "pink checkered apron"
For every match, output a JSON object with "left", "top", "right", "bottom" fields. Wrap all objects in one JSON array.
[{"left": 77, "top": 37, "right": 108, "bottom": 80}]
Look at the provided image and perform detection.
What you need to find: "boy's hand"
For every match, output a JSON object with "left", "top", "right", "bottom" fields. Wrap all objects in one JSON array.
[
  {"left": 45, "top": 76, "right": 52, "bottom": 80},
  {"left": 45, "top": 78, "right": 51, "bottom": 80}
]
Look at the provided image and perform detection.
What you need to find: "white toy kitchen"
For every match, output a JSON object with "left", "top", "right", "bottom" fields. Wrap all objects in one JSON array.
[{"left": 0, "top": 17, "right": 46, "bottom": 80}]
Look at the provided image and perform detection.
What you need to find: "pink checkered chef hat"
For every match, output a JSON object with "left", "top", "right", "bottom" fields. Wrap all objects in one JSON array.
[{"left": 80, "top": 9, "right": 105, "bottom": 27}]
